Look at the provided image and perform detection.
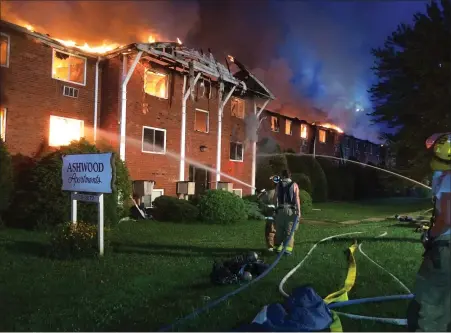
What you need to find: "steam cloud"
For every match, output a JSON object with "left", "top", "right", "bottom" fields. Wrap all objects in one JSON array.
[{"left": 2, "top": 0, "right": 428, "bottom": 143}]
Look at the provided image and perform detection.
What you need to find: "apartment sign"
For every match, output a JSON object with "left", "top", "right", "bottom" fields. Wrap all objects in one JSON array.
[{"left": 62, "top": 153, "right": 114, "bottom": 193}]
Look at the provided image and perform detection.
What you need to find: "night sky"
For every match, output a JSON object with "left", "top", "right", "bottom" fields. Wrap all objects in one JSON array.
[{"left": 3, "top": 0, "right": 429, "bottom": 142}]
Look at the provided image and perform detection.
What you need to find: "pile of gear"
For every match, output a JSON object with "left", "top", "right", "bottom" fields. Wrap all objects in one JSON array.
[{"left": 210, "top": 251, "right": 269, "bottom": 285}]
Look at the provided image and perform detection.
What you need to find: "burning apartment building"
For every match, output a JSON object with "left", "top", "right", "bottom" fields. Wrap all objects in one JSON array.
[{"left": 0, "top": 19, "right": 275, "bottom": 205}]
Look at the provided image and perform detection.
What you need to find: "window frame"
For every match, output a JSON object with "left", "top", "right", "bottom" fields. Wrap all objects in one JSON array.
[
  {"left": 231, "top": 97, "right": 245, "bottom": 119},
  {"left": 270, "top": 116, "right": 280, "bottom": 132},
  {"left": 285, "top": 119, "right": 292, "bottom": 136},
  {"left": 232, "top": 188, "right": 243, "bottom": 198},
  {"left": 229, "top": 141, "right": 244, "bottom": 162},
  {"left": 318, "top": 129, "right": 326, "bottom": 143},
  {"left": 48, "top": 115, "right": 85, "bottom": 147},
  {"left": 144, "top": 69, "right": 169, "bottom": 99},
  {"left": 141, "top": 126, "right": 167, "bottom": 155},
  {"left": 51, "top": 49, "right": 87, "bottom": 86},
  {"left": 0, "top": 33, "right": 11, "bottom": 68},
  {"left": 0, "top": 108, "right": 6, "bottom": 141},
  {"left": 194, "top": 108, "right": 210, "bottom": 133},
  {"left": 300, "top": 123, "right": 308, "bottom": 139}
]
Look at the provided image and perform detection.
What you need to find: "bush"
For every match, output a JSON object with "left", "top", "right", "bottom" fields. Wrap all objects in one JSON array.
[
  {"left": 49, "top": 221, "right": 101, "bottom": 259},
  {"left": 0, "top": 140, "right": 13, "bottom": 221},
  {"left": 300, "top": 189, "right": 313, "bottom": 215},
  {"left": 7, "top": 139, "right": 132, "bottom": 229},
  {"left": 243, "top": 194, "right": 259, "bottom": 203},
  {"left": 292, "top": 173, "right": 312, "bottom": 195},
  {"left": 244, "top": 200, "right": 265, "bottom": 220},
  {"left": 152, "top": 195, "right": 199, "bottom": 222},
  {"left": 198, "top": 190, "right": 247, "bottom": 224}
]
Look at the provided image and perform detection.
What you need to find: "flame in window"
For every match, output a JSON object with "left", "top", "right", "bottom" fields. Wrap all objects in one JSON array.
[{"left": 49, "top": 115, "right": 84, "bottom": 147}]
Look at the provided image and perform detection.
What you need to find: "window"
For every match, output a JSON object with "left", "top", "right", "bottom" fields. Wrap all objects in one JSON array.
[
  {"left": 142, "top": 126, "right": 166, "bottom": 154},
  {"left": 318, "top": 129, "right": 326, "bottom": 143},
  {"left": 270, "top": 116, "right": 279, "bottom": 132},
  {"left": 52, "top": 49, "right": 86, "bottom": 85},
  {"left": 144, "top": 70, "right": 168, "bottom": 99},
  {"left": 0, "top": 108, "right": 6, "bottom": 141},
  {"left": 300, "top": 124, "right": 308, "bottom": 139},
  {"left": 230, "top": 142, "right": 243, "bottom": 161},
  {"left": 0, "top": 33, "right": 10, "bottom": 68},
  {"left": 49, "top": 115, "right": 84, "bottom": 147},
  {"left": 195, "top": 109, "right": 209, "bottom": 133},
  {"left": 285, "top": 119, "right": 292, "bottom": 135},
  {"left": 231, "top": 97, "right": 245, "bottom": 119},
  {"left": 232, "top": 189, "right": 242, "bottom": 198}
]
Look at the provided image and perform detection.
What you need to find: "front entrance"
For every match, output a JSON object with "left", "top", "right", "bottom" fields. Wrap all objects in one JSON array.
[{"left": 189, "top": 164, "right": 211, "bottom": 196}]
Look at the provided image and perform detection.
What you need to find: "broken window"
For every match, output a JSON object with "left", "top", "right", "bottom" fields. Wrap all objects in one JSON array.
[
  {"left": 142, "top": 126, "right": 166, "bottom": 154},
  {"left": 49, "top": 115, "right": 84, "bottom": 147},
  {"left": 144, "top": 70, "right": 168, "bottom": 99},
  {"left": 300, "top": 124, "right": 308, "bottom": 139},
  {"left": 0, "top": 108, "right": 6, "bottom": 141},
  {"left": 285, "top": 119, "right": 292, "bottom": 135},
  {"left": 230, "top": 142, "right": 243, "bottom": 161},
  {"left": 195, "top": 109, "right": 209, "bottom": 133},
  {"left": 52, "top": 49, "right": 86, "bottom": 85},
  {"left": 0, "top": 33, "right": 10, "bottom": 67},
  {"left": 270, "top": 116, "right": 279, "bottom": 132},
  {"left": 319, "top": 129, "right": 326, "bottom": 143},
  {"left": 231, "top": 97, "right": 245, "bottom": 119}
]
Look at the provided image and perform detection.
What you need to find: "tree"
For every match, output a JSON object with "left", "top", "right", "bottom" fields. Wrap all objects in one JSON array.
[{"left": 369, "top": 0, "right": 451, "bottom": 180}]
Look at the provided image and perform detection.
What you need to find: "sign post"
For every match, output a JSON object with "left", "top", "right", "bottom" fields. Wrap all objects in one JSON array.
[{"left": 62, "top": 153, "right": 115, "bottom": 256}]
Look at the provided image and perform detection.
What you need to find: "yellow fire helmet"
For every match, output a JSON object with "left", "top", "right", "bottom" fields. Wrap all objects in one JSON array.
[{"left": 426, "top": 132, "right": 451, "bottom": 171}]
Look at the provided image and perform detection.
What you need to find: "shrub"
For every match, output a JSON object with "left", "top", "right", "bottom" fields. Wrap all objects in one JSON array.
[
  {"left": 291, "top": 173, "right": 312, "bottom": 195},
  {"left": 244, "top": 200, "right": 265, "bottom": 220},
  {"left": 242, "top": 194, "right": 259, "bottom": 203},
  {"left": 300, "top": 189, "right": 313, "bottom": 215},
  {"left": 198, "top": 190, "right": 247, "bottom": 224},
  {"left": 0, "top": 140, "right": 13, "bottom": 221},
  {"left": 49, "top": 221, "right": 100, "bottom": 259},
  {"left": 152, "top": 195, "right": 199, "bottom": 222}
]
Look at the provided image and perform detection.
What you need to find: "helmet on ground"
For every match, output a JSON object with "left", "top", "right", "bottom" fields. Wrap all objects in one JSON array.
[
  {"left": 426, "top": 132, "right": 451, "bottom": 171},
  {"left": 242, "top": 271, "right": 253, "bottom": 281},
  {"left": 246, "top": 251, "right": 258, "bottom": 263}
]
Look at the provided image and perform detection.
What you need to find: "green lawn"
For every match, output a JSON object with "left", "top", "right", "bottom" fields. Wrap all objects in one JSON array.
[{"left": 0, "top": 199, "right": 428, "bottom": 332}]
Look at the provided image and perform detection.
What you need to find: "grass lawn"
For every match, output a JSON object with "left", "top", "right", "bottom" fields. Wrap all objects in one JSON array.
[{"left": 0, "top": 199, "right": 428, "bottom": 332}]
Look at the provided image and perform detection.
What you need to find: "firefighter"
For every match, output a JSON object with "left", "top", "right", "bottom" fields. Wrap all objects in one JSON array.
[
  {"left": 258, "top": 187, "right": 277, "bottom": 251},
  {"left": 407, "top": 132, "right": 451, "bottom": 332},
  {"left": 273, "top": 170, "right": 301, "bottom": 255}
]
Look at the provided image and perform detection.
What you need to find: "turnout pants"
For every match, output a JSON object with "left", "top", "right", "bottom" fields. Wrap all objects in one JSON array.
[
  {"left": 407, "top": 234, "right": 451, "bottom": 332},
  {"left": 275, "top": 205, "right": 298, "bottom": 253},
  {"left": 265, "top": 220, "right": 276, "bottom": 249}
]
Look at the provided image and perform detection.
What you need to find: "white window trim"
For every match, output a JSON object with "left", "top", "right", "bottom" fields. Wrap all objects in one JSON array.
[
  {"left": 0, "top": 108, "right": 6, "bottom": 141},
  {"left": 271, "top": 116, "right": 280, "bottom": 132},
  {"left": 318, "top": 129, "right": 326, "bottom": 144},
  {"left": 233, "top": 188, "right": 243, "bottom": 198},
  {"left": 144, "top": 69, "right": 169, "bottom": 99},
  {"left": 0, "top": 33, "right": 10, "bottom": 68},
  {"left": 194, "top": 108, "right": 209, "bottom": 133},
  {"left": 230, "top": 141, "right": 244, "bottom": 162},
  {"left": 51, "top": 49, "right": 87, "bottom": 86},
  {"left": 231, "top": 97, "right": 245, "bottom": 119},
  {"left": 142, "top": 126, "right": 167, "bottom": 155},
  {"left": 285, "top": 119, "right": 292, "bottom": 136}
]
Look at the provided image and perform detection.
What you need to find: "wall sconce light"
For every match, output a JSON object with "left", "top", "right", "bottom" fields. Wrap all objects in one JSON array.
[{"left": 200, "top": 145, "right": 208, "bottom": 152}]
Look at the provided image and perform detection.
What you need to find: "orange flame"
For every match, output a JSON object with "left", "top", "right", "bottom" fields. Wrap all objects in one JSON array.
[
  {"left": 319, "top": 123, "right": 344, "bottom": 133},
  {"left": 177, "top": 37, "right": 182, "bottom": 45},
  {"left": 148, "top": 35, "right": 156, "bottom": 43},
  {"left": 54, "top": 38, "right": 121, "bottom": 54},
  {"left": 228, "top": 55, "right": 235, "bottom": 62}
]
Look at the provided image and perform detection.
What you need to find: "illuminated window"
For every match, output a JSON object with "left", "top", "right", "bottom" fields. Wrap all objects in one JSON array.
[
  {"left": 0, "top": 33, "right": 10, "bottom": 68},
  {"left": 231, "top": 97, "right": 245, "bottom": 119},
  {"left": 270, "top": 116, "right": 279, "bottom": 132},
  {"left": 49, "top": 115, "right": 84, "bottom": 147},
  {"left": 230, "top": 142, "right": 243, "bottom": 161},
  {"left": 142, "top": 126, "right": 166, "bottom": 154},
  {"left": 52, "top": 49, "right": 86, "bottom": 85},
  {"left": 195, "top": 109, "right": 209, "bottom": 133},
  {"left": 285, "top": 119, "right": 292, "bottom": 135},
  {"left": 318, "top": 129, "right": 326, "bottom": 143},
  {"left": 300, "top": 124, "right": 308, "bottom": 139},
  {"left": 144, "top": 70, "right": 168, "bottom": 99},
  {"left": 232, "top": 188, "right": 242, "bottom": 198},
  {"left": 0, "top": 108, "right": 6, "bottom": 141}
]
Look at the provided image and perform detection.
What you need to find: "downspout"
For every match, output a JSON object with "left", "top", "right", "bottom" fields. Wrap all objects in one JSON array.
[
  {"left": 119, "top": 51, "right": 143, "bottom": 161},
  {"left": 93, "top": 57, "right": 100, "bottom": 142},
  {"left": 252, "top": 99, "right": 270, "bottom": 194},
  {"left": 180, "top": 71, "right": 201, "bottom": 181},
  {"left": 216, "top": 83, "right": 237, "bottom": 183}
]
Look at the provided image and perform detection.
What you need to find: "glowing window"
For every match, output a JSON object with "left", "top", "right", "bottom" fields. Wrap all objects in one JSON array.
[
  {"left": 230, "top": 142, "right": 243, "bottom": 161},
  {"left": 231, "top": 97, "right": 245, "bottom": 119},
  {"left": 0, "top": 108, "right": 6, "bottom": 141},
  {"left": 52, "top": 50, "right": 86, "bottom": 85},
  {"left": 270, "top": 116, "right": 279, "bottom": 132},
  {"left": 0, "top": 33, "right": 10, "bottom": 67},
  {"left": 142, "top": 126, "right": 166, "bottom": 154},
  {"left": 319, "top": 129, "right": 326, "bottom": 143},
  {"left": 285, "top": 119, "right": 292, "bottom": 135},
  {"left": 49, "top": 115, "right": 84, "bottom": 147},
  {"left": 300, "top": 124, "right": 308, "bottom": 139},
  {"left": 144, "top": 70, "right": 168, "bottom": 99},
  {"left": 195, "top": 109, "right": 209, "bottom": 133}
]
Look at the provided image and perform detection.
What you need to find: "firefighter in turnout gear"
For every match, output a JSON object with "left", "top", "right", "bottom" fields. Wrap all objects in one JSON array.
[
  {"left": 407, "top": 132, "right": 451, "bottom": 332},
  {"left": 273, "top": 170, "right": 301, "bottom": 255},
  {"left": 258, "top": 188, "right": 277, "bottom": 251}
]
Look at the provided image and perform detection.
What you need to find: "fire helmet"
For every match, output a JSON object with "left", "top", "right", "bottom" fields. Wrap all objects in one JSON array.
[
  {"left": 242, "top": 271, "right": 253, "bottom": 281},
  {"left": 246, "top": 251, "right": 259, "bottom": 263},
  {"left": 426, "top": 132, "right": 451, "bottom": 171}
]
